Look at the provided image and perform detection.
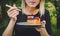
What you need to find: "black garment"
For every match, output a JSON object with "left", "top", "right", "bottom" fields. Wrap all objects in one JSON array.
[{"left": 9, "top": 10, "right": 52, "bottom": 36}]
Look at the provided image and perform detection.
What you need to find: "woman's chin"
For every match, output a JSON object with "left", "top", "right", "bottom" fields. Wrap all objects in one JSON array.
[{"left": 28, "top": 5, "right": 36, "bottom": 8}]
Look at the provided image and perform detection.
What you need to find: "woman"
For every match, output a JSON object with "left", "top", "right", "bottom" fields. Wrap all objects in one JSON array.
[{"left": 2, "top": 0, "right": 52, "bottom": 36}]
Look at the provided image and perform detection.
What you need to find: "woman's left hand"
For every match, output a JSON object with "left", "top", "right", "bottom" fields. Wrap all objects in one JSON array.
[
  {"left": 35, "top": 20, "right": 46, "bottom": 32},
  {"left": 35, "top": 20, "right": 50, "bottom": 36}
]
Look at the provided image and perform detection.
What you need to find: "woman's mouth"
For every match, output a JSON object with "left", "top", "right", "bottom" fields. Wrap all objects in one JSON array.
[{"left": 30, "top": 1, "right": 35, "bottom": 5}]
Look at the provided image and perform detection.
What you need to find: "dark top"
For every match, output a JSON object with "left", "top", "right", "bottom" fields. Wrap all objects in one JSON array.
[{"left": 8, "top": 9, "right": 52, "bottom": 36}]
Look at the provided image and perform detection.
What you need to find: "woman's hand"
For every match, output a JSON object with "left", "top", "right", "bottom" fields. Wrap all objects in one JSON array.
[
  {"left": 7, "top": 4, "right": 19, "bottom": 21},
  {"left": 2, "top": 4, "right": 20, "bottom": 36},
  {"left": 35, "top": 20, "right": 50, "bottom": 36},
  {"left": 35, "top": 20, "right": 46, "bottom": 32}
]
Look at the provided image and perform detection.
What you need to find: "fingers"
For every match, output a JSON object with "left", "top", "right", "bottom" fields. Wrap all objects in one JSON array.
[
  {"left": 41, "top": 20, "right": 46, "bottom": 24},
  {"left": 7, "top": 4, "right": 19, "bottom": 19},
  {"left": 12, "top": 4, "right": 21, "bottom": 11},
  {"left": 11, "top": 12, "right": 18, "bottom": 18},
  {"left": 13, "top": 4, "right": 16, "bottom": 7},
  {"left": 7, "top": 4, "right": 18, "bottom": 12},
  {"left": 7, "top": 10, "right": 19, "bottom": 18},
  {"left": 40, "top": 20, "right": 46, "bottom": 28},
  {"left": 7, "top": 7, "right": 17, "bottom": 12},
  {"left": 7, "top": 10, "right": 19, "bottom": 15},
  {"left": 35, "top": 28, "right": 41, "bottom": 32}
]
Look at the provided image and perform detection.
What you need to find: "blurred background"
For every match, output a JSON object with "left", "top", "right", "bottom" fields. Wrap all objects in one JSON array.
[{"left": 0, "top": 0, "right": 60, "bottom": 36}]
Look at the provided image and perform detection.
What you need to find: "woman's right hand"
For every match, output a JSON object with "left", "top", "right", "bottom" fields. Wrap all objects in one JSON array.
[
  {"left": 2, "top": 4, "right": 21, "bottom": 36},
  {"left": 7, "top": 4, "right": 20, "bottom": 21}
]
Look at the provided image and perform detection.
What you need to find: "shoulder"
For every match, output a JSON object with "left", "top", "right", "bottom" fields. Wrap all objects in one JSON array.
[
  {"left": 41, "top": 9, "right": 50, "bottom": 19},
  {"left": 45, "top": 9, "right": 49, "bottom": 15},
  {"left": 44, "top": 9, "right": 50, "bottom": 17}
]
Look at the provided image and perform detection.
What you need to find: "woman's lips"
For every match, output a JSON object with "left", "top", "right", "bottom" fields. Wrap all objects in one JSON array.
[{"left": 30, "top": 1, "right": 35, "bottom": 5}]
